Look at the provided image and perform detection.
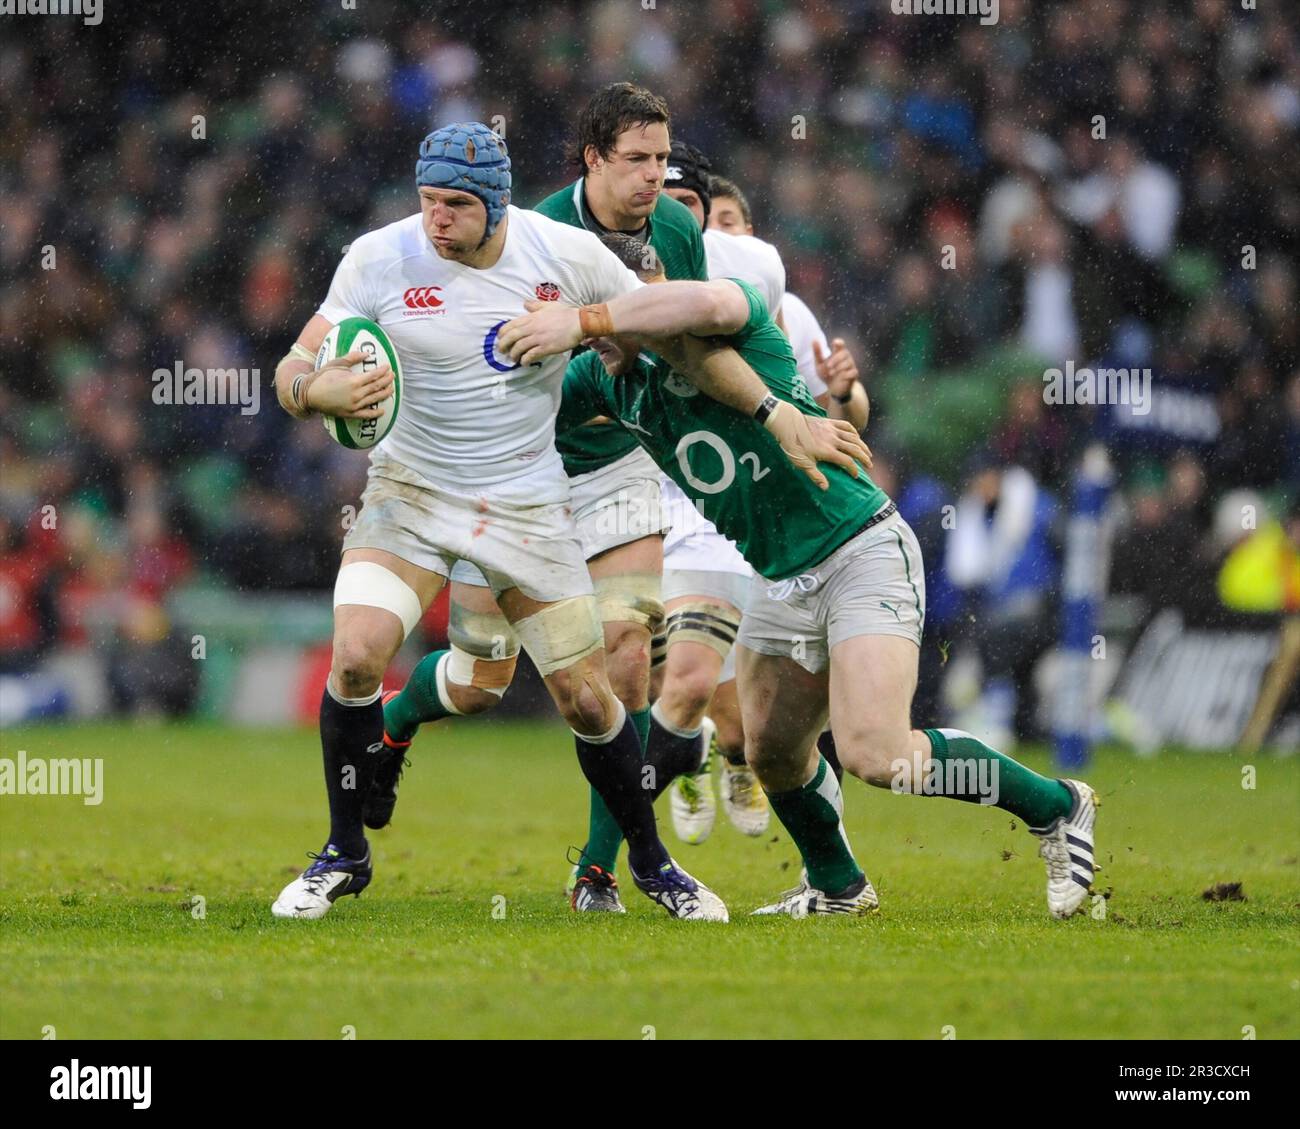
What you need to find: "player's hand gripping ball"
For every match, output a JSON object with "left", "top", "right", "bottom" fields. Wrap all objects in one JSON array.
[{"left": 315, "top": 317, "right": 402, "bottom": 449}]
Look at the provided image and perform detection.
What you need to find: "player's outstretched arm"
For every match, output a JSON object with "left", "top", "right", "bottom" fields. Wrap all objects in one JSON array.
[
  {"left": 679, "top": 337, "right": 873, "bottom": 492},
  {"left": 273, "top": 313, "right": 394, "bottom": 421},
  {"left": 813, "top": 337, "right": 870, "bottom": 431},
  {"left": 498, "top": 280, "right": 750, "bottom": 365}
]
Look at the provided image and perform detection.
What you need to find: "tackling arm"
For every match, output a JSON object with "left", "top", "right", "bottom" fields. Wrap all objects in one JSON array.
[
  {"left": 497, "top": 279, "right": 751, "bottom": 365},
  {"left": 497, "top": 283, "right": 873, "bottom": 491},
  {"left": 598, "top": 279, "right": 750, "bottom": 339}
]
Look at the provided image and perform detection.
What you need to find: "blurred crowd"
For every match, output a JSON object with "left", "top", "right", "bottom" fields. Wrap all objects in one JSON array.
[{"left": 2, "top": 0, "right": 1298, "bottom": 728}]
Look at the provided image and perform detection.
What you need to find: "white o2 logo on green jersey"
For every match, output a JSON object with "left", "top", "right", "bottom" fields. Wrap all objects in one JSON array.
[{"left": 676, "top": 431, "right": 768, "bottom": 494}]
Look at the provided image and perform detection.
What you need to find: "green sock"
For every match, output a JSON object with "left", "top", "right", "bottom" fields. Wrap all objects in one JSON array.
[
  {"left": 383, "top": 650, "right": 454, "bottom": 743},
  {"left": 921, "top": 728, "right": 1073, "bottom": 829},
  {"left": 630, "top": 705, "right": 651, "bottom": 751},
  {"left": 580, "top": 707, "right": 650, "bottom": 874},
  {"left": 766, "top": 756, "right": 863, "bottom": 895}
]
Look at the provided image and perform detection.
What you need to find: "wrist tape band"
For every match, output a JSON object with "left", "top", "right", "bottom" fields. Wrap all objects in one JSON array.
[{"left": 579, "top": 303, "right": 614, "bottom": 338}]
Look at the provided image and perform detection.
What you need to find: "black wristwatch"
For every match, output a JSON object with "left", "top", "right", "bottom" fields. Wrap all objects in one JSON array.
[
  {"left": 832, "top": 390, "right": 853, "bottom": 405},
  {"left": 753, "top": 393, "right": 779, "bottom": 425}
]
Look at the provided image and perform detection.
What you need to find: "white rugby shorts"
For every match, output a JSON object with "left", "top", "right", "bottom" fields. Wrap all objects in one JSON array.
[{"left": 344, "top": 456, "right": 592, "bottom": 604}]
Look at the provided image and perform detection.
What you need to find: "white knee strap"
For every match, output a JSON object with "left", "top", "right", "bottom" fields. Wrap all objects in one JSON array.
[{"left": 333, "top": 561, "right": 423, "bottom": 640}]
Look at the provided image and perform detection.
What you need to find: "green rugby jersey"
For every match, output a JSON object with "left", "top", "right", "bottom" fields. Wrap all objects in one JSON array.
[
  {"left": 558, "top": 279, "right": 891, "bottom": 580},
  {"left": 534, "top": 178, "right": 708, "bottom": 476}
]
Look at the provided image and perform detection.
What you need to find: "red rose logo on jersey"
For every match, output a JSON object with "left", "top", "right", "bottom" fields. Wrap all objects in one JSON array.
[
  {"left": 402, "top": 286, "right": 445, "bottom": 316},
  {"left": 534, "top": 282, "right": 561, "bottom": 302}
]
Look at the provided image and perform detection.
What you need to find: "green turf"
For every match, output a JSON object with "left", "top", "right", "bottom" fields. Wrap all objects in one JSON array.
[{"left": 1, "top": 721, "right": 1297, "bottom": 1040}]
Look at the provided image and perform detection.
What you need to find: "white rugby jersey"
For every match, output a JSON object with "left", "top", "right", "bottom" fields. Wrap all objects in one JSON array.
[
  {"left": 703, "top": 228, "right": 786, "bottom": 316},
  {"left": 660, "top": 475, "right": 752, "bottom": 578},
  {"left": 317, "top": 205, "right": 640, "bottom": 503},
  {"left": 779, "top": 291, "right": 829, "bottom": 400}
]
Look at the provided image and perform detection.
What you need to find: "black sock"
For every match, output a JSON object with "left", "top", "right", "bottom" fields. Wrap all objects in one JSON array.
[
  {"left": 817, "top": 730, "right": 844, "bottom": 784},
  {"left": 319, "top": 685, "right": 382, "bottom": 858},
  {"left": 646, "top": 704, "right": 705, "bottom": 800},
  {"left": 573, "top": 706, "right": 669, "bottom": 877}
]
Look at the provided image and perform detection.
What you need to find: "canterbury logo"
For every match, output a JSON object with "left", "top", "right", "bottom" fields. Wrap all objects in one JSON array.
[{"left": 403, "top": 286, "right": 444, "bottom": 309}]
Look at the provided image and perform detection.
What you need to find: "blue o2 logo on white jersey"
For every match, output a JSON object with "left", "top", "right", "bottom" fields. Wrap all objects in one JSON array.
[{"left": 483, "top": 321, "right": 521, "bottom": 373}]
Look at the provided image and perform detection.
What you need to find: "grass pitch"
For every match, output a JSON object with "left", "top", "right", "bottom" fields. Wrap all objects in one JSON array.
[{"left": 1, "top": 721, "right": 1297, "bottom": 1040}]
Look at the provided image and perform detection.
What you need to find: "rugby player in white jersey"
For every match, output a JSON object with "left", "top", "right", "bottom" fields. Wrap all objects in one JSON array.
[
  {"left": 708, "top": 175, "right": 870, "bottom": 431},
  {"left": 382, "top": 87, "right": 704, "bottom": 915},
  {"left": 268, "top": 122, "right": 869, "bottom": 922}
]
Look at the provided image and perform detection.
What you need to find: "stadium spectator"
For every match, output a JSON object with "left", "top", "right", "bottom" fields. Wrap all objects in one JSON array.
[
  {"left": 0, "top": 511, "right": 61, "bottom": 675},
  {"left": 946, "top": 452, "right": 1060, "bottom": 747}
]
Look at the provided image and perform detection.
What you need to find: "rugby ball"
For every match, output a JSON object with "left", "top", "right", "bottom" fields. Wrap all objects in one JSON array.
[{"left": 315, "top": 317, "right": 402, "bottom": 449}]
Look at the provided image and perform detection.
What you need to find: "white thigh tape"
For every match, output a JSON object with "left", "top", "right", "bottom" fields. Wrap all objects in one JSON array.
[
  {"left": 512, "top": 595, "right": 603, "bottom": 677},
  {"left": 333, "top": 561, "right": 423, "bottom": 639},
  {"left": 449, "top": 601, "right": 521, "bottom": 659},
  {"left": 593, "top": 572, "right": 664, "bottom": 631}
]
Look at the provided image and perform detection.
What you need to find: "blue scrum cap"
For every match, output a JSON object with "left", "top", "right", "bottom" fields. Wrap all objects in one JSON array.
[{"left": 416, "top": 122, "right": 512, "bottom": 241}]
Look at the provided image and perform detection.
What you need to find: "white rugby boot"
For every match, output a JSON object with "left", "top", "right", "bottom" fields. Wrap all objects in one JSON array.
[
  {"left": 752, "top": 869, "right": 879, "bottom": 918},
  {"left": 272, "top": 843, "right": 372, "bottom": 920},
  {"left": 670, "top": 717, "right": 717, "bottom": 845},
  {"left": 1031, "top": 779, "right": 1098, "bottom": 918},
  {"left": 630, "top": 857, "right": 729, "bottom": 922},
  {"left": 720, "top": 755, "right": 770, "bottom": 836}
]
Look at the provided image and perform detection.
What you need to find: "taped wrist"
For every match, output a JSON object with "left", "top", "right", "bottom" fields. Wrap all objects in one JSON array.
[
  {"left": 579, "top": 303, "right": 614, "bottom": 338},
  {"left": 754, "top": 394, "right": 780, "bottom": 427},
  {"left": 295, "top": 369, "right": 323, "bottom": 414},
  {"left": 278, "top": 343, "right": 321, "bottom": 418}
]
